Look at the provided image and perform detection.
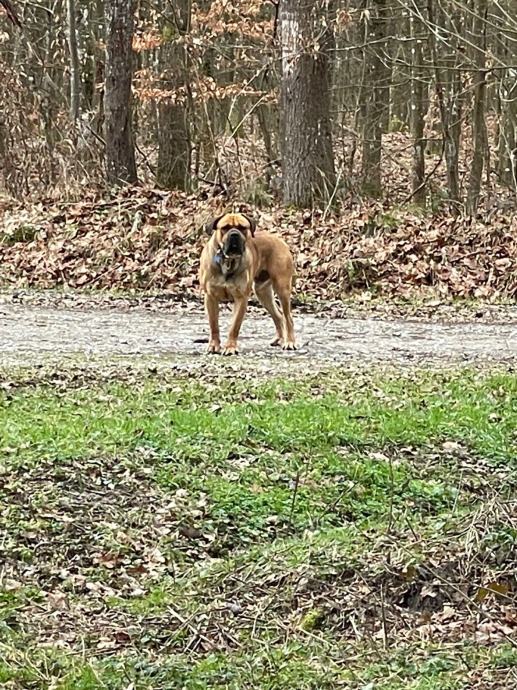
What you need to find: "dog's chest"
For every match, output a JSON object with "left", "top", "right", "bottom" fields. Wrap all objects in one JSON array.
[{"left": 207, "top": 270, "right": 250, "bottom": 301}]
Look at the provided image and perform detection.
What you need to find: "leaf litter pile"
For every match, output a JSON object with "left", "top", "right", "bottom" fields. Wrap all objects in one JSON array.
[
  {"left": 0, "top": 366, "right": 515, "bottom": 688},
  {"left": 0, "top": 187, "right": 516, "bottom": 301}
]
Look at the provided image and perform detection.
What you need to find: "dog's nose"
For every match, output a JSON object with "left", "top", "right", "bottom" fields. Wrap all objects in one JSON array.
[{"left": 228, "top": 230, "right": 242, "bottom": 246}]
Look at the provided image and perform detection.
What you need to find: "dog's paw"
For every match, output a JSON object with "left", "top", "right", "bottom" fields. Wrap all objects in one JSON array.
[
  {"left": 222, "top": 344, "right": 239, "bottom": 356},
  {"left": 270, "top": 337, "right": 281, "bottom": 347},
  {"left": 206, "top": 341, "right": 221, "bottom": 354},
  {"left": 282, "top": 341, "right": 297, "bottom": 351}
]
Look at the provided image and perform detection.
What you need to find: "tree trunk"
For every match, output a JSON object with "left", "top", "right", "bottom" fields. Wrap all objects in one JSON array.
[
  {"left": 445, "top": 69, "right": 462, "bottom": 207},
  {"left": 497, "top": 77, "right": 517, "bottom": 187},
  {"left": 104, "top": 0, "right": 137, "bottom": 185},
  {"left": 409, "top": 11, "right": 426, "bottom": 206},
  {"left": 67, "top": 0, "right": 80, "bottom": 124},
  {"left": 280, "top": 0, "right": 336, "bottom": 207},
  {"left": 427, "top": 0, "right": 463, "bottom": 212},
  {"left": 156, "top": 0, "right": 191, "bottom": 191},
  {"left": 0, "top": 0, "right": 21, "bottom": 27},
  {"left": 361, "top": 0, "right": 390, "bottom": 197},
  {"left": 82, "top": 0, "right": 105, "bottom": 136},
  {"left": 94, "top": 0, "right": 105, "bottom": 136},
  {"left": 466, "top": 0, "right": 488, "bottom": 216}
]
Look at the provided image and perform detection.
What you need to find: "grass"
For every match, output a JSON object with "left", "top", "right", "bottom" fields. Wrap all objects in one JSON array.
[{"left": 0, "top": 366, "right": 515, "bottom": 688}]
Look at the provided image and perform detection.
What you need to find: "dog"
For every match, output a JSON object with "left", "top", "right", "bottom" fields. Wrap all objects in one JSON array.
[{"left": 199, "top": 212, "right": 296, "bottom": 355}]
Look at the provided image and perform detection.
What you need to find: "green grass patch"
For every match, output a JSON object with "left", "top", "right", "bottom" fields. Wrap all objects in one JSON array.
[
  {"left": 0, "top": 366, "right": 515, "bottom": 689},
  {"left": 2, "top": 369, "right": 514, "bottom": 461},
  {"left": 0, "top": 641, "right": 514, "bottom": 689}
]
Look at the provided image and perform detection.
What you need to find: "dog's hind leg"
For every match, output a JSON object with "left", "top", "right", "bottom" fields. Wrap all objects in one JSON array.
[
  {"left": 273, "top": 278, "right": 296, "bottom": 350},
  {"left": 254, "top": 281, "right": 285, "bottom": 346}
]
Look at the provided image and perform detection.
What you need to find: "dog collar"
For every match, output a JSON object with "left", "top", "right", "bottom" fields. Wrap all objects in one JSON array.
[
  {"left": 213, "top": 244, "right": 242, "bottom": 280},
  {"left": 213, "top": 248, "right": 224, "bottom": 267}
]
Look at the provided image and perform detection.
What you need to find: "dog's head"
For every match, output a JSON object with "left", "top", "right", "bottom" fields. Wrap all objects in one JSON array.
[{"left": 205, "top": 213, "right": 256, "bottom": 257}]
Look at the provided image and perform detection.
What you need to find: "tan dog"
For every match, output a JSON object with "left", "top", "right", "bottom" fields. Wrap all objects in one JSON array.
[{"left": 199, "top": 212, "right": 296, "bottom": 355}]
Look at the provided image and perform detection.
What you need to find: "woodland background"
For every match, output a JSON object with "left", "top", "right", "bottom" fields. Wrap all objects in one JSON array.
[{"left": 0, "top": 0, "right": 516, "bottom": 300}]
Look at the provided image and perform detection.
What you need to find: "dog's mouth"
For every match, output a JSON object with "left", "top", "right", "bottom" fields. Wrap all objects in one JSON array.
[{"left": 223, "top": 230, "right": 245, "bottom": 256}]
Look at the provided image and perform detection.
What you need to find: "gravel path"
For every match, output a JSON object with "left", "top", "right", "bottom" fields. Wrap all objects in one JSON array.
[{"left": 0, "top": 303, "right": 515, "bottom": 366}]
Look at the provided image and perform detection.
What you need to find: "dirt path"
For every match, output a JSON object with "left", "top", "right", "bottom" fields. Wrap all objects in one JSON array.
[{"left": 0, "top": 302, "right": 515, "bottom": 367}]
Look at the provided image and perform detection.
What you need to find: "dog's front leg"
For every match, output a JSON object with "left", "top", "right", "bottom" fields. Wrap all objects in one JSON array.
[
  {"left": 223, "top": 295, "right": 249, "bottom": 355},
  {"left": 205, "top": 295, "right": 221, "bottom": 354}
]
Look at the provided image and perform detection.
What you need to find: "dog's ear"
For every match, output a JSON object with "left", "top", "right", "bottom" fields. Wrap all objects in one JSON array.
[
  {"left": 204, "top": 214, "right": 225, "bottom": 235},
  {"left": 242, "top": 214, "right": 257, "bottom": 237}
]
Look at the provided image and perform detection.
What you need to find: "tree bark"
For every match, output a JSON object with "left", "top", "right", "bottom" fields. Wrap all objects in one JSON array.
[
  {"left": 466, "top": 0, "right": 488, "bottom": 216},
  {"left": 427, "top": 0, "right": 463, "bottom": 212},
  {"left": 361, "top": 0, "right": 390, "bottom": 197},
  {"left": 0, "top": 0, "right": 21, "bottom": 27},
  {"left": 67, "top": 0, "right": 80, "bottom": 124},
  {"left": 409, "top": 11, "right": 426, "bottom": 206},
  {"left": 280, "top": 0, "right": 336, "bottom": 207},
  {"left": 156, "top": 0, "right": 191, "bottom": 191},
  {"left": 497, "top": 77, "right": 517, "bottom": 185},
  {"left": 104, "top": 0, "right": 137, "bottom": 185}
]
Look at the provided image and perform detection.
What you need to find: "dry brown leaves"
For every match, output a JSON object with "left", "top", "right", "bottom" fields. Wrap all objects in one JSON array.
[{"left": 0, "top": 187, "right": 515, "bottom": 301}]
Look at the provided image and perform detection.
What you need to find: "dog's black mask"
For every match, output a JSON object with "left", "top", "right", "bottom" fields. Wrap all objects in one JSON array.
[{"left": 223, "top": 229, "right": 245, "bottom": 256}]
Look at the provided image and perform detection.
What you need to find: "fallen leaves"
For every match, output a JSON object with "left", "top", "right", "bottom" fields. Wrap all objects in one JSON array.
[{"left": 0, "top": 188, "right": 515, "bottom": 301}]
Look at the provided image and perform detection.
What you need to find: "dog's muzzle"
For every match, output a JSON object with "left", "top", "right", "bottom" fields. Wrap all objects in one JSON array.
[{"left": 224, "top": 230, "right": 245, "bottom": 256}]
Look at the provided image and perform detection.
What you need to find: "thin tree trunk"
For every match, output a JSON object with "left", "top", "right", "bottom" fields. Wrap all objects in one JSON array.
[
  {"left": 427, "top": 0, "right": 463, "bottom": 212},
  {"left": 67, "top": 0, "right": 80, "bottom": 124},
  {"left": 156, "top": 0, "right": 191, "bottom": 191},
  {"left": 280, "top": 0, "right": 336, "bottom": 207},
  {"left": 496, "top": 24, "right": 517, "bottom": 188},
  {"left": 93, "top": 0, "right": 105, "bottom": 135},
  {"left": 42, "top": 3, "right": 57, "bottom": 157},
  {"left": 256, "top": 103, "right": 275, "bottom": 167},
  {"left": 361, "top": 0, "right": 390, "bottom": 198},
  {"left": 446, "top": 67, "right": 463, "bottom": 206},
  {"left": 255, "top": 66, "right": 279, "bottom": 185},
  {"left": 409, "top": 11, "right": 426, "bottom": 206},
  {"left": 104, "top": 0, "right": 137, "bottom": 185},
  {"left": 466, "top": 0, "right": 488, "bottom": 216},
  {"left": 0, "top": 0, "right": 21, "bottom": 27}
]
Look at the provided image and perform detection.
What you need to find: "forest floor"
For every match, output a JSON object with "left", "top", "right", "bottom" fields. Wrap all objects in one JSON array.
[{"left": 0, "top": 290, "right": 516, "bottom": 689}]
